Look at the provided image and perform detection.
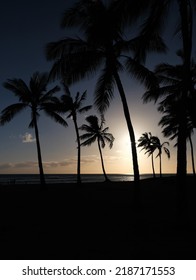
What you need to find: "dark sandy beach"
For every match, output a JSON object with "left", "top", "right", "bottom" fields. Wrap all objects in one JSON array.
[{"left": 0, "top": 176, "right": 196, "bottom": 260}]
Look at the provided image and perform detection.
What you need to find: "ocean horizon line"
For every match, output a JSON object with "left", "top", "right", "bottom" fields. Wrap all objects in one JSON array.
[
  {"left": 0, "top": 172, "right": 177, "bottom": 176},
  {"left": 0, "top": 173, "right": 177, "bottom": 185}
]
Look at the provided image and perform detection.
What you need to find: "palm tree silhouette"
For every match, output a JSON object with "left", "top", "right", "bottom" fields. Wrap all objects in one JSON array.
[
  {"left": 46, "top": 0, "right": 165, "bottom": 186},
  {"left": 137, "top": 132, "right": 157, "bottom": 178},
  {"left": 138, "top": 132, "right": 170, "bottom": 177},
  {"left": 0, "top": 72, "right": 68, "bottom": 186},
  {"left": 159, "top": 100, "right": 195, "bottom": 176},
  {"left": 136, "top": 0, "right": 195, "bottom": 184},
  {"left": 60, "top": 83, "right": 92, "bottom": 184},
  {"left": 150, "top": 136, "right": 170, "bottom": 178},
  {"left": 144, "top": 53, "right": 196, "bottom": 176},
  {"left": 79, "top": 115, "right": 114, "bottom": 182}
]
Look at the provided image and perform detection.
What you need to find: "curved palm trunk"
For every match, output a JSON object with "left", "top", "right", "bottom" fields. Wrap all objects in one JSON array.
[
  {"left": 188, "top": 134, "right": 196, "bottom": 176},
  {"left": 33, "top": 112, "right": 46, "bottom": 187},
  {"left": 73, "top": 114, "right": 82, "bottom": 184},
  {"left": 97, "top": 139, "right": 109, "bottom": 181},
  {"left": 113, "top": 70, "right": 140, "bottom": 185},
  {"left": 151, "top": 154, "right": 156, "bottom": 178}
]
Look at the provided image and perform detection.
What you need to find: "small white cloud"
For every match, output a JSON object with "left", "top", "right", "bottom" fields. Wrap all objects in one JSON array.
[{"left": 21, "top": 133, "right": 36, "bottom": 143}]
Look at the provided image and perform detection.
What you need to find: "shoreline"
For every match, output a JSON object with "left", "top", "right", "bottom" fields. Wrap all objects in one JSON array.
[{"left": 0, "top": 173, "right": 177, "bottom": 185}]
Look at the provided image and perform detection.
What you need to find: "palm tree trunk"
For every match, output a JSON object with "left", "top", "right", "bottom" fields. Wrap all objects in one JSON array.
[
  {"left": 188, "top": 134, "right": 195, "bottom": 176},
  {"left": 159, "top": 153, "right": 162, "bottom": 178},
  {"left": 113, "top": 70, "right": 140, "bottom": 185},
  {"left": 33, "top": 112, "right": 46, "bottom": 187},
  {"left": 97, "top": 138, "right": 109, "bottom": 181},
  {"left": 151, "top": 154, "right": 156, "bottom": 178},
  {"left": 177, "top": 0, "right": 192, "bottom": 185},
  {"left": 73, "top": 114, "right": 82, "bottom": 184},
  {"left": 176, "top": 0, "right": 192, "bottom": 213}
]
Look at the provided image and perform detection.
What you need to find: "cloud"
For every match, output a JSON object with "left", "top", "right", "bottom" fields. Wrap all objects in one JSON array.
[
  {"left": 0, "top": 153, "right": 117, "bottom": 173},
  {"left": 14, "top": 161, "right": 38, "bottom": 168},
  {"left": 0, "top": 160, "right": 77, "bottom": 171},
  {"left": 81, "top": 156, "right": 99, "bottom": 164},
  {"left": 21, "top": 133, "right": 36, "bottom": 143},
  {"left": 0, "top": 163, "right": 14, "bottom": 170}
]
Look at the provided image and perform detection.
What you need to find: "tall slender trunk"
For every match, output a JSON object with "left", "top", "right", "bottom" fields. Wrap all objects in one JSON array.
[
  {"left": 33, "top": 111, "right": 46, "bottom": 187},
  {"left": 151, "top": 154, "right": 156, "bottom": 178},
  {"left": 188, "top": 134, "right": 195, "bottom": 176},
  {"left": 113, "top": 70, "right": 140, "bottom": 185},
  {"left": 159, "top": 153, "right": 162, "bottom": 178},
  {"left": 97, "top": 138, "right": 109, "bottom": 181},
  {"left": 177, "top": 0, "right": 192, "bottom": 185},
  {"left": 73, "top": 114, "right": 81, "bottom": 184},
  {"left": 176, "top": 0, "right": 192, "bottom": 215}
]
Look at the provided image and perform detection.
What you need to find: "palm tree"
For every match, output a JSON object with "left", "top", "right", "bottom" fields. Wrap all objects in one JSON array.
[
  {"left": 79, "top": 115, "right": 114, "bottom": 181},
  {"left": 135, "top": 0, "right": 195, "bottom": 184},
  {"left": 60, "top": 83, "right": 92, "bottom": 184},
  {"left": 150, "top": 135, "right": 170, "bottom": 177},
  {"left": 137, "top": 132, "right": 157, "bottom": 178},
  {"left": 46, "top": 0, "right": 165, "bottom": 186},
  {"left": 0, "top": 72, "right": 68, "bottom": 187},
  {"left": 144, "top": 54, "right": 196, "bottom": 177},
  {"left": 159, "top": 100, "right": 195, "bottom": 176}
]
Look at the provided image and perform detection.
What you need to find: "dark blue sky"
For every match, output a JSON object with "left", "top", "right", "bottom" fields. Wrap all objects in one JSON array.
[{"left": 0, "top": 0, "right": 195, "bottom": 175}]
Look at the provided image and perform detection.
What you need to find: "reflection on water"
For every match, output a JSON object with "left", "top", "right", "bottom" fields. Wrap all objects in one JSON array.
[{"left": 0, "top": 173, "right": 174, "bottom": 184}]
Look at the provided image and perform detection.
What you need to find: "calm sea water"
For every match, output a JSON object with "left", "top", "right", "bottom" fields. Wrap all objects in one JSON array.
[{"left": 0, "top": 173, "right": 174, "bottom": 185}]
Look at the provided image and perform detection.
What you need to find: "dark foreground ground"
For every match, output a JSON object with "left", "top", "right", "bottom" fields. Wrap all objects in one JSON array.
[{"left": 0, "top": 176, "right": 196, "bottom": 260}]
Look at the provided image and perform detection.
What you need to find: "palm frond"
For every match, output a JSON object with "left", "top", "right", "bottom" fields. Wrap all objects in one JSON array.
[
  {"left": 61, "top": 94, "right": 73, "bottom": 110},
  {"left": 155, "top": 63, "right": 183, "bottom": 80},
  {"left": 102, "top": 127, "right": 109, "bottom": 134},
  {"left": 39, "top": 86, "right": 61, "bottom": 103},
  {"left": 79, "top": 124, "right": 94, "bottom": 133},
  {"left": 44, "top": 110, "right": 68, "bottom": 127},
  {"left": 0, "top": 103, "right": 28, "bottom": 125},
  {"left": 47, "top": 37, "right": 104, "bottom": 84},
  {"left": 80, "top": 134, "right": 97, "bottom": 147},
  {"left": 111, "top": 0, "right": 150, "bottom": 26},
  {"left": 60, "top": 0, "right": 92, "bottom": 29},
  {"left": 78, "top": 90, "right": 87, "bottom": 104},
  {"left": 61, "top": 81, "right": 71, "bottom": 96},
  {"left": 78, "top": 105, "right": 92, "bottom": 114},
  {"left": 126, "top": 57, "right": 159, "bottom": 91},
  {"left": 87, "top": 115, "right": 100, "bottom": 129},
  {"left": 139, "top": 0, "right": 171, "bottom": 39},
  {"left": 104, "top": 133, "right": 115, "bottom": 149},
  {"left": 163, "top": 147, "right": 170, "bottom": 159},
  {"left": 99, "top": 135, "right": 106, "bottom": 149},
  {"left": 143, "top": 84, "right": 180, "bottom": 104},
  {"left": 94, "top": 66, "right": 115, "bottom": 113},
  {"left": 133, "top": 33, "right": 167, "bottom": 63},
  {"left": 48, "top": 59, "right": 67, "bottom": 82},
  {"left": 29, "top": 72, "right": 48, "bottom": 95},
  {"left": 3, "top": 79, "right": 31, "bottom": 102}
]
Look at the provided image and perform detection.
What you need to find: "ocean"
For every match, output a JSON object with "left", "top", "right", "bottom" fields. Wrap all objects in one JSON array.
[{"left": 0, "top": 173, "right": 174, "bottom": 185}]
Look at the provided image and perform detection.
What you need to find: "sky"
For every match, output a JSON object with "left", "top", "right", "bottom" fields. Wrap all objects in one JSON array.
[{"left": 0, "top": 0, "right": 195, "bottom": 175}]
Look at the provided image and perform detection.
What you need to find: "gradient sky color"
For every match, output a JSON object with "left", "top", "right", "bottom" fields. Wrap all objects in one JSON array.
[{"left": 0, "top": 0, "right": 195, "bottom": 175}]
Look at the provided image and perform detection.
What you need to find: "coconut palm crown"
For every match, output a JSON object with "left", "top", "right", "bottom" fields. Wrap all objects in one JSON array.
[
  {"left": 60, "top": 82, "right": 92, "bottom": 183},
  {"left": 79, "top": 115, "right": 114, "bottom": 181},
  {"left": 137, "top": 132, "right": 157, "bottom": 178},
  {"left": 0, "top": 72, "right": 68, "bottom": 186}
]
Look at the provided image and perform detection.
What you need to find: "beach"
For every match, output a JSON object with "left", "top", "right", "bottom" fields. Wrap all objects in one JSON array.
[{"left": 0, "top": 176, "right": 196, "bottom": 260}]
